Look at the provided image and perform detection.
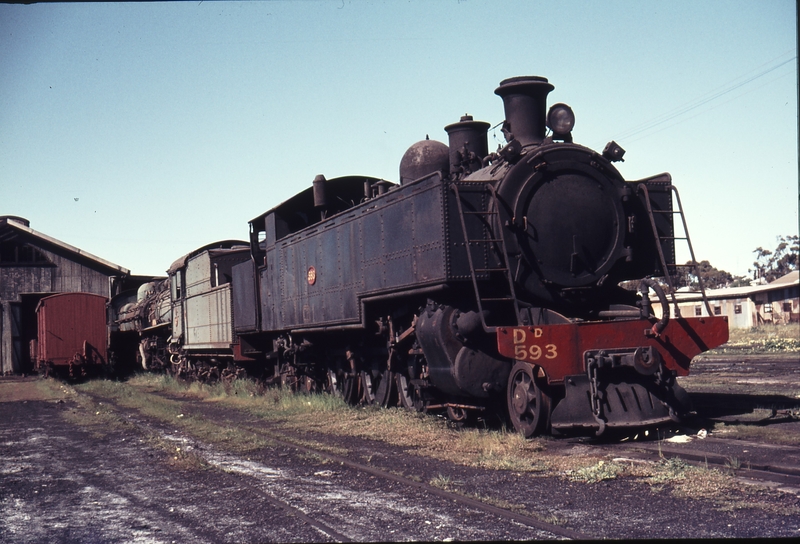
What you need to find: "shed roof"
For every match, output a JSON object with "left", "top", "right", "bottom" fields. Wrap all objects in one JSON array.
[
  {"left": 769, "top": 270, "right": 799, "bottom": 285},
  {"left": 672, "top": 270, "right": 799, "bottom": 302},
  {"left": 0, "top": 216, "right": 130, "bottom": 276}
]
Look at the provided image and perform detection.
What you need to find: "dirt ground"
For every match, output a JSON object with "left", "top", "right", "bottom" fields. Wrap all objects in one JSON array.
[{"left": 2, "top": 373, "right": 800, "bottom": 542}]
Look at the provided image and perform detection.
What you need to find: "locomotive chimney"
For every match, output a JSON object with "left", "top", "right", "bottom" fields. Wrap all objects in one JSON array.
[
  {"left": 494, "top": 76, "right": 554, "bottom": 147},
  {"left": 444, "top": 114, "right": 490, "bottom": 176}
]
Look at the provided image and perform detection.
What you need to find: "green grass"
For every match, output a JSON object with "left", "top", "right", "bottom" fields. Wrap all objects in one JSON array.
[
  {"left": 566, "top": 459, "right": 625, "bottom": 483},
  {"left": 710, "top": 323, "right": 800, "bottom": 354},
  {"left": 75, "top": 373, "right": 551, "bottom": 472},
  {"left": 74, "top": 376, "right": 275, "bottom": 454}
]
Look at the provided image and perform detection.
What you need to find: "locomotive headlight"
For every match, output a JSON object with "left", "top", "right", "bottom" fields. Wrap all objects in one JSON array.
[{"left": 546, "top": 103, "right": 575, "bottom": 135}]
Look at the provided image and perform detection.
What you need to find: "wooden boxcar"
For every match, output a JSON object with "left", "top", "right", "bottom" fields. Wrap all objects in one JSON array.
[{"left": 30, "top": 292, "right": 109, "bottom": 378}]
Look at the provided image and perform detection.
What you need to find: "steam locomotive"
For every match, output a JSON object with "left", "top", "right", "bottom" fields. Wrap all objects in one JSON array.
[{"left": 111, "top": 76, "right": 729, "bottom": 437}]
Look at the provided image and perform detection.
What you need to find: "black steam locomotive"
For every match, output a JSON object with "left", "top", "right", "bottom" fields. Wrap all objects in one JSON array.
[{"left": 115, "top": 76, "right": 728, "bottom": 437}]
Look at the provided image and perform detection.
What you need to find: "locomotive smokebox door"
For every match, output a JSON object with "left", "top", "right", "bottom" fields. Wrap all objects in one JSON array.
[{"left": 514, "top": 161, "right": 627, "bottom": 287}]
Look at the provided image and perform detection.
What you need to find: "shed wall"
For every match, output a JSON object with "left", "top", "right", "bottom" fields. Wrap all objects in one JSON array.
[{"left": 0, "top": 235, "right": 125, "bottom": 374}]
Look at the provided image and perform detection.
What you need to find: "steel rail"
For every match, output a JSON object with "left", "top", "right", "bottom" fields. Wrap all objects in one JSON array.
[
  {"left": 228, "top": 471, "right": 354, "bottom": 543},
  {"left": 91, "top": 391, "right": 594, "bottom": 541},
  {"left": 239, "top": 423, "right": 596, "bottom": 540},
  {"left": 82, "top": 392, "right": 354, "bottom": 543},
  {"left": 578, "top": 436, "right": 800, "bottom": 493}
]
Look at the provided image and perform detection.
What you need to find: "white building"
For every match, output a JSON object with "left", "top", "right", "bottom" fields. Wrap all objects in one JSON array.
[{"left": 653, "top": 271, "right": 799, "bottom": 329}]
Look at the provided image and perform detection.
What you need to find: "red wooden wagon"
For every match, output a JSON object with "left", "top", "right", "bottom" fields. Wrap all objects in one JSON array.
[{"left": 30, "top": 293, "right": 109, "bottom": 378}]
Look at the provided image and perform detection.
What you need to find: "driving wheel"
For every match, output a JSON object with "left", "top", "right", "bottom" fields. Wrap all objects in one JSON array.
[{"left": 507, "top": 361, "right": 551, "bottom": 438}]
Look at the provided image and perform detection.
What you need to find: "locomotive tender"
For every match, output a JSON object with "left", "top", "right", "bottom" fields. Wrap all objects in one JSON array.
[
  {"left": 111, "top": 241, "right": 251, "bottom": 381},
  {"left": 119, "top": 76, "right": 729, "bottom": 437}
]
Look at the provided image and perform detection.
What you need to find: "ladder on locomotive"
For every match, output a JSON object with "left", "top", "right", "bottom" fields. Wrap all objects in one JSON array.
[
  {"left": 451, "top": 182, "right": 521, "bottom": 331},
  {"left": 638, "top": 182, "right": 713, "bottom": 317}
]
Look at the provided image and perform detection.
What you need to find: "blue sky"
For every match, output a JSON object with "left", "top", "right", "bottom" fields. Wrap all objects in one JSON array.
[{"left": 1, "top": 0, "right": 797, "bottom": 278}]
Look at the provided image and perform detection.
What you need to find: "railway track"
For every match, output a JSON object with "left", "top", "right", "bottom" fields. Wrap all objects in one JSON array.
[
  {"left": 258, "top": 432, "right": 593, "bottom": 539},
  {"left": 214, "top": 427, "right": 593, "bottom": 541},
  {"left": 6, "top": 368, "right": 800, "bottom": 541},
  {"left": 50, "top": 350, "right": 799, "bottom": 540},
  {"left": 88, "top": 392, "right": 596, "bottom": 541},
  {"left": 87, "top": 371, "right": 800, "bottom": 540},
  {"left": 582, "top": 352, "right": 800, "bottom": 494},
  {"left": 599, "top": 436, "right": 800, "bottom": 494}
]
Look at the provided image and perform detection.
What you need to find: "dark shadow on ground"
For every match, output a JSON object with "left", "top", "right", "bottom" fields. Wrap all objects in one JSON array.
[{"left": 689, "top": 392, "right": 800, "bottom": 419}]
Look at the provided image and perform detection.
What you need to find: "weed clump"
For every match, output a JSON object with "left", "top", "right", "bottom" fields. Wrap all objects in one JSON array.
[{"left": 566, "top": 460, "right": 624, "bottom": 483}]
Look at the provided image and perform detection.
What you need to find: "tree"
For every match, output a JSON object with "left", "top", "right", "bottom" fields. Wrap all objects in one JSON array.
[
  {"left": 728, "top": 276, "right": 752, "bottom": 288},
  {"left": 674, "top": 260, "right": 738, "bottom": 290},
  {"left": 619, "top": 260, "right": 739, "bottom": 292},
  {"left": 751, "top": 235, "right": 799, "bottom": 283}
]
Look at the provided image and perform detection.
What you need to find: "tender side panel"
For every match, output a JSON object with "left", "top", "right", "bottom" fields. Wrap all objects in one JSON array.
[
  {"left": 261, "top": 177, "right": 448, "bottom": 331},
  {"left": 338, "top": 219, "right": 361, "bottom": 321},
  {"left": 185, "top": 252, "right": 212, "bottom": 298},
  {"left": 261, "top": 247, "right": 277, "bottom": 331},
  {"left": 172, "top": 303, "right": 184, "bottom": 343},
  {"left": 178, "top": 251, "right": 241, "bottom": 350},
  {"left": 184, "top": 285, "right": 234, "bottom": 349}
]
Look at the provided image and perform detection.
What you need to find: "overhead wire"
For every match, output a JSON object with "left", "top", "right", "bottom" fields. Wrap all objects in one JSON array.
[
  {"left": 610, "top": 49, "right": 797, "bottom": 144},
  {"left": 624, "top": 69, "right": 796, "bottom": 145}
]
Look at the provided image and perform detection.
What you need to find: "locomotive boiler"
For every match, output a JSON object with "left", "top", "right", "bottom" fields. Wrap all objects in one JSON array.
[{"left": 229, "top": 76, "right": 729, "bottom": 436}]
